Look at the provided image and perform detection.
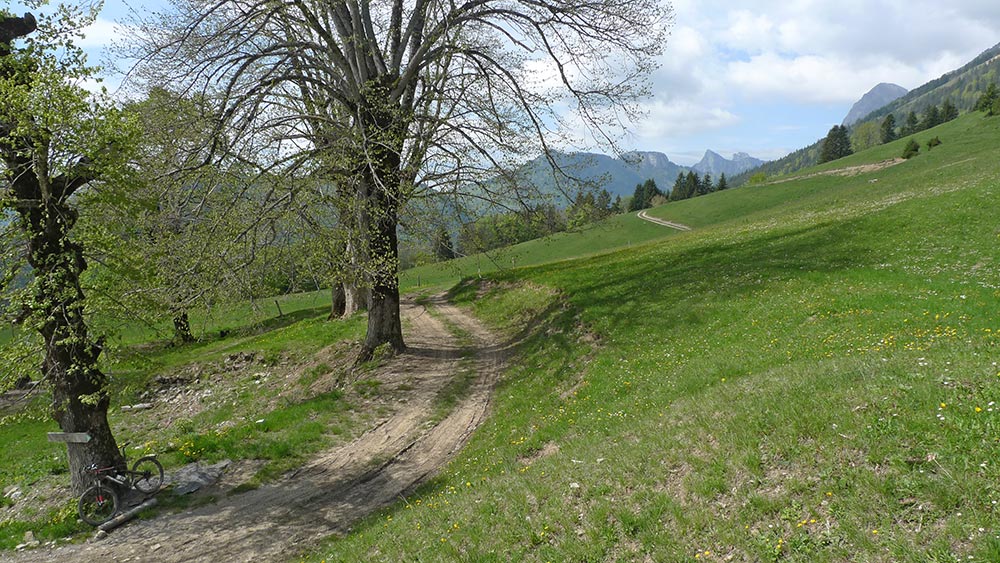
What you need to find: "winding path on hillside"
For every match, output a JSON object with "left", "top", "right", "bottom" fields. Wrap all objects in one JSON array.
[
  {"left": 9, "top": 296, "right": 505, "bottom": 563},
  {"left": 636, "top": 210, "right": 692, "bottom": 231}
]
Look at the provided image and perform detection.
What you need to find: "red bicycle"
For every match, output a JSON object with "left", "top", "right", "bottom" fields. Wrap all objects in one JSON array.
[{"left": 77, "top": 443, "right": 164, "bottom": 526}]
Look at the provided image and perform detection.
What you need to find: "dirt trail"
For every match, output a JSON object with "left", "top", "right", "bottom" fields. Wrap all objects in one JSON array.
[
  {"left": 7, "top": 296, "right": 503, "bottom": 563},
  {"left": 764, "top": 158, "right": 906, "bottom": 185},
  {"left": 636, "top": 210, "right": 692, "bottom": 231}
]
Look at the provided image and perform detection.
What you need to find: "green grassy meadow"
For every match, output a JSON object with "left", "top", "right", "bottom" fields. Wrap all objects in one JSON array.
[
  {"left": 304, "top": 113, "right": 1000, "bottom": 561},
  {"left": 399, "top": 209, "right": 681, "bottom": 292},
  {"left": 3, "top": 111, "right": 1000, "bottom": 560}
]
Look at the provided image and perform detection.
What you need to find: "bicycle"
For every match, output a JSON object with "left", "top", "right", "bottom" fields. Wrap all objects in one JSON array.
[{"left": 77, "top": 443, "right": 164, "bottom": 526}]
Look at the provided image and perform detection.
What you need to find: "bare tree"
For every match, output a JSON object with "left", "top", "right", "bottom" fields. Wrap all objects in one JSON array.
[{"left": 129, "top": 0, "right": 672, "bottom": 360}]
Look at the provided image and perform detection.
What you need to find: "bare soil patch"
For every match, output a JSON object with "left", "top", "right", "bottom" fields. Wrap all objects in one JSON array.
[
  {"left": 7, "top": 295, "right": 504, "bottom": 563},
  {"left": 766, "top": 158, "right": 906, "bottom": 185}
]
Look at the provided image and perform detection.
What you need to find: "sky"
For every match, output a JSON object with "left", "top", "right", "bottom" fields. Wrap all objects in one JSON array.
[
  {"left": 17, "top": 0, "right": 1000, "bottom": 165},
  {"left": 631, "top": 0, "right": 1000, "bottom": 164}
]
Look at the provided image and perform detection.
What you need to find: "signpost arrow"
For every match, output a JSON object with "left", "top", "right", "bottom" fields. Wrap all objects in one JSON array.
[{"left": 47, "top": 432, "right": 92, "bottom": 444}]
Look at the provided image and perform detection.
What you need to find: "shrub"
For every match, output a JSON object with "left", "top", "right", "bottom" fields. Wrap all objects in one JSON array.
[
  {"left": 902, "top": 139, "right": 921, "bottom": 159},
  {"left": 926, "top": 136, "right": 942, "bottom": 150}
]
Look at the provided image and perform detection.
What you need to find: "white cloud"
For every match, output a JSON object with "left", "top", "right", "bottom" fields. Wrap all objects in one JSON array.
[
  {"left": 722, "top": 10, "right": 776, "bottom": 53},
  {"left": 632, "top": 99, "right": 740, "bottom": 139}
]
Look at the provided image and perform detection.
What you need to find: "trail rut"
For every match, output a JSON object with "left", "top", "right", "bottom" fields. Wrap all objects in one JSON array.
[{"left": 7, "top": 296, "right": 503, "bottom": 563}]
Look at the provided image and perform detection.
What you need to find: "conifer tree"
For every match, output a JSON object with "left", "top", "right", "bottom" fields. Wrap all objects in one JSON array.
[
  {"left": 628, "top": 179, "right": 661, "bottom": 211},
  {"left": 975, "top": 83, "right": 998, "bottom": 113},
  {"left": 670, "top": 172, "right": 684, "bottom": 202},
  {"left": 819, "top": 125, "right": 852, "bottom": 163},
  {"left": 683, "top": 171, "right": 699, "bottom": 200},
  {"left": 880, "top": 114, "right": 898, "bottom": 144},
  {"left": 698, "top": 173, "right": 713, "bottom": 196},
  {"left": 901, "top": 111, "right": 920, "bottom": 136},
  {"left": 716, "top": 173, "right": 728, "bottom": 191},
  {"left": 611, "top": 195, "right": 623, "bottom": 214},
  {"left": 643, "top": 178, "right": 662, "bottom": 201},
  {"left": 628, "top": 182, "right": 646, "bottom": 211},
  {"left": 920, "top": 104, "right": 941, "bottom": 130},
  {"left": 596, "top": 189, "right": 612, "bottom": 218},
  {"left": 433, "top": 227, "right": 455, "bottom": 261},
  {"left": 941, "top": 99, "right": 959, "bottom": 122}
]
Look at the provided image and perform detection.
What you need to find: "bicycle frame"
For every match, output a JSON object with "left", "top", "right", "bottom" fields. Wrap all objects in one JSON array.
[{"left": 91, "top": 466, "right": 129, "bottom": 488}]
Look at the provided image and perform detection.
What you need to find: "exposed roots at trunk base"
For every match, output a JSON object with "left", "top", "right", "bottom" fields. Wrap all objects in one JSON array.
[{"left": 354, "top": 341, "right": 406, "bottom": 366}]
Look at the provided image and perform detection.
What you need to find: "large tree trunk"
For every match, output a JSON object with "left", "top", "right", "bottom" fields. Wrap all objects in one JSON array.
[
  {"left": 330, "top": 285, "right": 346, "bottom": 319},
  {"left": 343, "top": 283, "right": 368, "bottom": 316},
  {"left": 51, "top": 365, "right": 122, "bottom": 494},
  {"left": 173, "top": 311, "right": 194, "bottom": 343},
  {"left": 2, "top": 120, "right": 122, "bottom": 492},
  {"left": 357, "top": 183, "right": 404, "bottom": 360},
  {"left": 355, "top": 86, "right": 406, "bottom": 361},
  {"left": 19, "top": 195, "right": 123, "bottom": 493},
  {"left": 341, "top": 237, "right": 368, "bottom": 317}
]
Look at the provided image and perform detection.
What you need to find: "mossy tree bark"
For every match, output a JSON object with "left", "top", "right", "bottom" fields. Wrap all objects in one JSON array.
[
  {"left": 5, "top": 154, "right": 124, "bottom": 493},
  {"left": 1, "top": 11, "right": 123, "bottom": 493},
  {"left": 356, "top": 84, "right": 406, "bottom": 361}
]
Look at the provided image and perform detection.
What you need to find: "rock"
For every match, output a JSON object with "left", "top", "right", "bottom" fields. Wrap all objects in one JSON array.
[{"left": 172, "top": 459, "right": 232, "bottom": 495}]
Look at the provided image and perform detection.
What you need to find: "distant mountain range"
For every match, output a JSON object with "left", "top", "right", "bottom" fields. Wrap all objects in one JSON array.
[
  {"left": 691, "top": 150, "right": 764, "bottom": 178},
  {"left": 843, "top": 83, "right": 908, "bottom": 125},
  {"left": 518, "top": 149, "right": 763, "bottom": 200},
  {"left": 859, "top": 41, "right": 1000, "bottom": 121},
  {"left": 733, "top": 41, "right": 1000, "bottom": 185}
]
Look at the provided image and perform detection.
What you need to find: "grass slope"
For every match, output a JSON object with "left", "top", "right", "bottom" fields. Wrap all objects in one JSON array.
[
  {"left": 400, "top": 211, "right": 681, "bottom": 292},
  {"left": 308, "top": 112, "right": 1000, "bottom": 561}
]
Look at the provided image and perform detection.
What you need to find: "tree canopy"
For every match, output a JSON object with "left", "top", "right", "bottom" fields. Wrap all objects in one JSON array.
[{"left": 129, "top": 0, "right": 674, "bottom": 360}]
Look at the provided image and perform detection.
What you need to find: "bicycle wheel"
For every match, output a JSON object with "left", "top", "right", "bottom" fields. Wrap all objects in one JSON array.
[
  {"left": 78, "top": 484, "right": 119, "bottom": 526},
  {"left": 131, "top": 456, "right": 164, "bottom": 494}
]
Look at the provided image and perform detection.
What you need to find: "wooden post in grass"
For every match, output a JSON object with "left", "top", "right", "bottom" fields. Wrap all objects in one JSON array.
[{"left": 274, "top": 299, "right": 284, "bottom": 318}]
